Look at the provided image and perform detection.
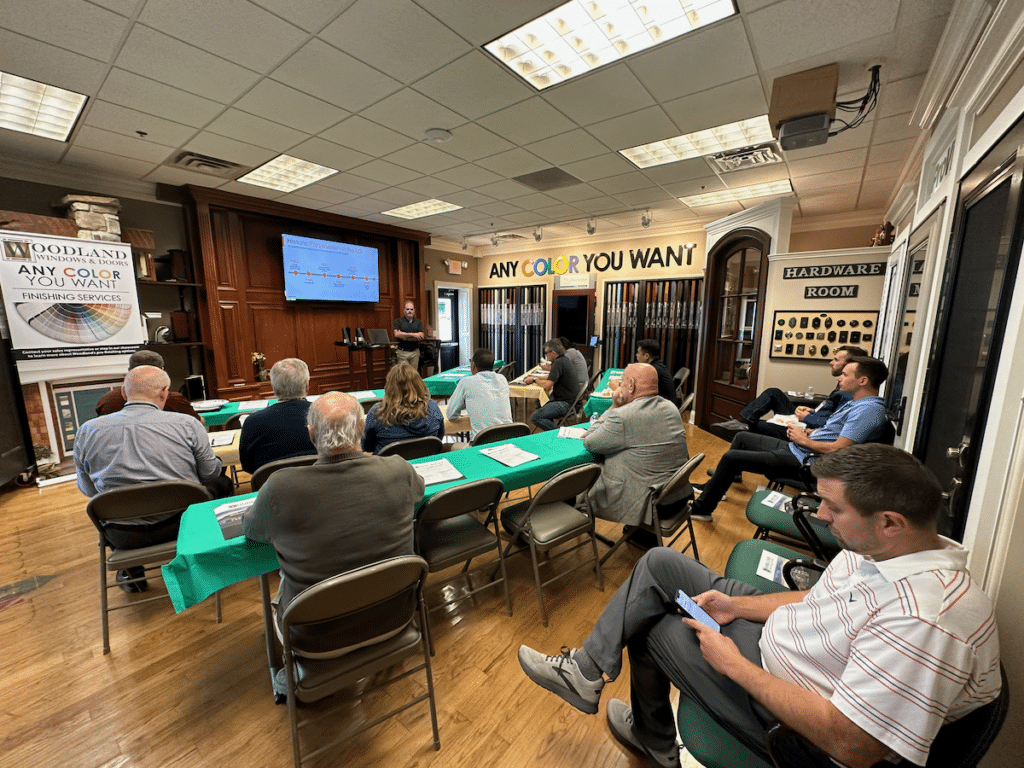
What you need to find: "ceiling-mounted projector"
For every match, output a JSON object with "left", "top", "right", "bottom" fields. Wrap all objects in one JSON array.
[
  {"left": 769, "top": 63, "right": 838, "bottom": 151},
  {"left": 778, "top": 113, "right": 831, "bottom": 151}
]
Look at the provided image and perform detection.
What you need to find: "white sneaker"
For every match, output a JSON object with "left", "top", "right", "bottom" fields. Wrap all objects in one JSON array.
[
  {"left": 518, "top": 645, "right": 605, "bottom": 714},
  {"left": 606, "top": 698, "right": 680, "bottom": 768}
]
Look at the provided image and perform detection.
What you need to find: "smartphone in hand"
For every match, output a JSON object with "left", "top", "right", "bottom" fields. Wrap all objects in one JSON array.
[{"left": 676, "top": 589, "right": 721, "bottom": 632}]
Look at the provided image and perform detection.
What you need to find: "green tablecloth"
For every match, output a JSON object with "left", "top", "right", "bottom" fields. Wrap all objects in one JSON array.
[
  {"left": 423, "top": 360, "right": 503, "bottom": 397},
  {"left": 201, "top": 390, "right": 385, "bottom": 427},
  {"left": 162, "top": 425, "right": 592, "bottom": 611},
  {"left": 583, "top": 368, "right": 624, "bottom": 418}
]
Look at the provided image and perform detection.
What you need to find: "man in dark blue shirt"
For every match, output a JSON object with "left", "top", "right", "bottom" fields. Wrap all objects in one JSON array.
[{"left": 239, "top": 358, "right": 317, "bottom": 473}]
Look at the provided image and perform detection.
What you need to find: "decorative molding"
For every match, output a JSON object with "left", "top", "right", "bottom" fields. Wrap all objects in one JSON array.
[
  {"left": 911, "top": 0, "right": 993, "bottom": 130},
  {"left": 0, "top": 156, "right": 165, "bottom": 205},
  {"left": 789, "top": 209, "right": 884, "bottom": 232},
  {"left": 768, "top": 246, "right": 880, "bottom": 263},
  {"left": 951, "top": 0, "right": 1024, "bottom": 115},
  {"left": 887, "top": 181, "right": 919, "bottom": 228}
]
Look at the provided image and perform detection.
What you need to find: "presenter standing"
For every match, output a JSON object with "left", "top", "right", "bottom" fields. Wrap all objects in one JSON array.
[{"left": 394, "top": 300, "right": 424, "bottom": 370}]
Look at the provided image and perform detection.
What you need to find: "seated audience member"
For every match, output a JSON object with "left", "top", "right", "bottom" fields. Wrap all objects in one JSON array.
[
  {"left": 524, "top": 338, "right": 584, "bottom": 431},
  {"left": 243, "top": 392, "right": 426, "bottom": 656},
  {"left": 519, "top": 444, "right": 1000, "bottom": 768},
  {"left": 581, "top": 363, "right": 689, "bottom": 527},
  {"left": 689, "top": 356, "right": 889, "bottom": 522},
  {"left": 238, "top": 358, "right": 316, "bottom": 473},
  {"left": 74, "top": 365, "right": 230, "bottom": 592},
  {"left": 95, "top": 349, "right": 202, "bottom": 421},
  {"left": 542, "top": 336, "right": 589, "bottom": 386},
  {"left": 713, "top": 345, "right": 867, "bottom": 441},
  {"left": 635, "top": 339, "right": 680, "bottom": 406},
  {"left": 445, "top": 348, "right": 513, "bottom": 441},
  {"left": 362, "top": 363, "right": 445, "bottom": 454}
]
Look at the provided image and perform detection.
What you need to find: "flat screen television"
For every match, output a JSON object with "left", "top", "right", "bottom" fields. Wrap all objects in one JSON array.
[{"left": 282, "top": 234, "right": 379, "bottom": 302}]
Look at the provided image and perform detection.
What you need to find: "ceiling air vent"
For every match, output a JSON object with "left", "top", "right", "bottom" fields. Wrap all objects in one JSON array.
[
  {"left": 512, "top": 167, "right": 582, "bottom": 192},
  {"left": 165, "top": 151, "right": 249, "bottom": 179},
  {"left": 705, "top": 142, "right": 783, "bottom": 174}
]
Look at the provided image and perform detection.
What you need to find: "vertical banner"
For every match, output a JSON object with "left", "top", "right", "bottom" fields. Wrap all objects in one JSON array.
[{"left": 0, "top": 229, "right": 144, "bottom": 361}]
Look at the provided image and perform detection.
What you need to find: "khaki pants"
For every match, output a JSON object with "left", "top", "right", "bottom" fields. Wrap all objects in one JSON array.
[{"left": 396, "top": 348, "right": 419, "bottom": 370}]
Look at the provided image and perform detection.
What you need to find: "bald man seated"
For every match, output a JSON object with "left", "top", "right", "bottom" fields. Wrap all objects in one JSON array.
[
  {"left": 74, "top": 365, "right": 231, "bottom": 592},
  {"left": 95, "top": 348, "right": 202, "bottom": 421},
  {"left": 243, "top": 391, "right": 426, "bottom": 661},
  {"left": 580, "top": 363, "right": 691, "bottom": 528}
]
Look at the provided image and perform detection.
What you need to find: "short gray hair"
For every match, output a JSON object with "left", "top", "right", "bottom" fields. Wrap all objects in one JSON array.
[
  {"left": 544, "top": 338, "right": 564, "bottom": 355},
  {"left": 307, "top": 391, "right": 362, "bottom": 454},
  {"left": 270, "top": 358, "right": 309, "bottom": 399}
]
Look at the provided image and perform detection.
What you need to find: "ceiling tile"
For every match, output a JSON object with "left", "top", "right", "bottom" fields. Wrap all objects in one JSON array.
[
  {"left": 384, "top": 143, "right": 465, "bottom": 175},
  {"left": 502, "top": 211, "right": 544, "bottom": 225},
  {"left": 863, "top": 159, "right": 904, "bottom": 181},
  {"left": 249, "top": 0, "right": 356, "bottom": 33},
  {"left": 0, "top": 29, "right": 108, "bottom": 96},
  {"left": 787, "top": 148, "right": 868, "bottom": 177},
  {"left": 476, "top": 148, "right": 550, "bottom": 177},
  {"left": 683, "top": 201, "right": 743, "bottom": 217},
  {"left": 0, "top": 131, "right": 69, "bottom": 164},
  {"left": 316, "top": 114, "right": 419, "bottom": 160},
  {"left": 341, "top": 196, "right": 388, "bottom": 212},
  {"left": 475, "top": 200, "right": 526, "bottom": 216},
  {"left": 236, "top": 80, "right": 346, "bottom": 134},
  {"left": 318, "top": 172, "right": 388, "bottom": 196},
  {"left": 561, "top": 154, "right": 636, "bottom": 182},
  {"left": 273, "top": 39, "right": 401, "bottom": 112},
  {"left": 573, "top": 196, "right": 637, "bottom": 215},
  {"left": 434, "top": 164, "right": 504, "bottom": 188},
  {"left": 114, "top": 25, "right": 259, "bottom": 102},
  {"left": 183, "top": 132, "right": 277, "bottom": 167},
  {"left": 320, "top": 0, "right": 470, "bottom": 84},
  {"left": 477, "top": 97, "right": 577, "bottom": 145},
  {"left": 587, "top": 106, "right": 678, "bottom": 151},
  {"left": 83, "top": 101, "right": 196, "bottom": 147},
  {"left": 277, "top": 193, "right": 334, "bottom": 210},
  {"left": 542, "top": 64, "right": 655, "bottom": 127},
  {"left": 872, "top": 115, "right": 920, "bottom": 145},
  {"left": 663, "top": 175, "right": 727, "bottom": 198},
  {"left": 442, "top": 207, "right": 487, "bottom": 222},
  {"left": 877, "top": 74, "right": 926, "bottom": 118},
  {"left": 220, "top": 179, "right": 287, "bottom": 199},
  {"left": 442, "top": 189, "right": 497, "bottom": 207},
  {"left": 798, "top": 186, "right": 861, "bottom": 216},
  {"left": 63, "top": 146, "right": 160, "bottom": 178},
  {"left": 441, "top": 123, "right": 516, "bottom": 162},
  {"left": 628, "top": 19, "right": 758, "bottom": 103},
  {"left": 791, "top": 167, "right": 863, "bottom": 194},
  {"left": 97, "top": 69, "right": 224, "bottom": 127},
  {"left": 2, "top": 0, "right": 129, "bottom": 61},
  {"left": 361, "top": 89, "right": 465, "bottom": 140},
  {"left": 368, "top": 187, "right": 426, "bottom": 206},
  {"left": 525, "top": 130, "right": 606, "bottom": 165},
  {"left": 205, "top": 109, "right": 308, "bottom": 152},
  {"left": 611, "top": 187, "right": 676, "bottom": 207},
  {"left": 89, "top": 0, "right": 140, "bottom": 14},
  {"left": 747, "top": 0, "right": 899, "bottom": 72},
  {"left": 662, "top": 76, "right": 769, "bottom": 136},
  {"left": 546, "top": 184, "right": 604, "bottom": 203},
  {"left": 139, "top": 0, "right": 308, "bottom": 73},
  {"left": 283, "top": 184, "right": 359, "bottom": 205},
  {"left": 533, "top": 202, "right": 584, "bottom": 219},
  {"left": 288, "top": 137, "right": 374, "bottom": 172},
  {"left": 474, "top": 178, "right": 534, "bottom": 198},
  {"left": 413, "top": 0, "right": 564, "bottom": 46},
  {"left": 868, "top": 137, "right": 916, "bottom": 165},
  {"left": 348, "top": 159, "right": 423, "bottom": 185},
  {"left": 414, "top": 51, "right": 534, "bottom": 120},
  {"left": 888, "top": 14, "right": 949, "bottom": 82},
  {"left": 74, "top": 125, "right": 174, "bottom": 163},
  {"left": 640, "top": 158, "right": 715, "bottom": 186},
  {"left": 506, "top": 192, "right": 559, "bottom": 209},
  {"left": 398, "top": 176, "right": 464, "bottom": 198},
  {"left": 590, "top": 171, "right": 655, "bottom": 195}
]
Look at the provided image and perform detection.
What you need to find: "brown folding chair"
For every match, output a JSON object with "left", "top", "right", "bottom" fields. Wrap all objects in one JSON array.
[
  {"left": 377, "top": 435, "right": 444, "bottom": 460},
  {"left": 250, "top": 454, "right": 319, "bottom": 491},
  {"left": 497, "top": 361, "right": 516, "bottom": 381},
  {"left": 599, "top": 453, "right": 705, "bottom": 565},
  {"left": 499, "top": 463, "right": 604, "bottom": 626},
  {"left": 415, "top": 478, "right": 510, "bottom": 653},
  {"left": 85, "top": 480, "right": 217, "bottom": 654},
  {"left": 272, "top": 555, "right": 440, "bottom": 768},
  {"left": 471, "top": 422, "right": 531, "bottom": 446}
]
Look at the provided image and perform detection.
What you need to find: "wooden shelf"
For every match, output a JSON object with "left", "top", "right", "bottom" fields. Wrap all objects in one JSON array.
[{"left": 136, "top": 280, "right": 201, "bottom": 288}]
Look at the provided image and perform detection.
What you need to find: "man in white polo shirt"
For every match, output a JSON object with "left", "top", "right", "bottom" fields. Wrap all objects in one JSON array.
[
  {"left": 518, "top": 444, "right": 1000, "bottom": 768},
  {"left": 445, "top": 347, "right": 513, "bottom": 441}
]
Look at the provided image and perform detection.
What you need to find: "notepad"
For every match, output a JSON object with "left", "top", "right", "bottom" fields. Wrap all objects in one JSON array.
[
  {"left": 412, "top": 458, "right": 465, "bottom": 485},
  {"left": 214, "top": 498, "right": 254, "bottom": 540},
  {"left": 209, "top": 432, "right": 235, "bottom": 447},
  {"left": 558, "top": 426, "right": 587, "bottom": 439},
  {"left": 237, "top": 399, "right": 270, "bottom": 411}
]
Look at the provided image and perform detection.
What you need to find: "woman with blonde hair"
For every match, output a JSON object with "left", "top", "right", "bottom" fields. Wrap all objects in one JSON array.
[{"left": 362, "top": 363, "right": 445, "bottom": 454}]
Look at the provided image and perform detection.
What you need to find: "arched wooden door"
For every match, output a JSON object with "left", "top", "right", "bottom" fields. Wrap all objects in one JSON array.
[{"left": 696, "top": 228, "right": 771, "bottom": 430}]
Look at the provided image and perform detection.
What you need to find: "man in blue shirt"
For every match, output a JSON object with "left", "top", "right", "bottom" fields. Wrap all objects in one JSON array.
[
  {"left": 689, "top": 356, "right": 889, "bottom": 522},
  {"left": 239, "top": 358, "right": 317, "bottom": 473}
]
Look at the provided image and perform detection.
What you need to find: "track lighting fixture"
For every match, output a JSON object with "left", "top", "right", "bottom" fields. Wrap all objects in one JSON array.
[
  {"left": 641, "top": 209, "right": 652, "bottom": 228},
  {"left": 586, "top": 217, "right": 596, "bottom": 235},
  {"left": 533, "top": 226, "right": 543, "bottom": 242},
  {"left": 490, "top": 233, "right": 499, "bottom": 247},
  {"left": 461, "top": 238, "right": 468, "bottom": 250}
]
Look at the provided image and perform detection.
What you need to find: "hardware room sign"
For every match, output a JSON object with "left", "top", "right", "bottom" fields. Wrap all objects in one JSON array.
[{"left": 782, "top": 262, "right": 886, "bottom": 279}]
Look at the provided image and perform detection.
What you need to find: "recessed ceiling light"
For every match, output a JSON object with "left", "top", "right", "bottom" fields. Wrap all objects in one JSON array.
[
  {"left": 238, "top": 154, "right": 338, "bottom": 193},
  {"left": 621, "top": 115, "right": 774, "bottom": 168},
  {"left": 680, "top": 179, "right": 794, "bottom": 207},
  {"left": 485, "top": 0, "right": 737, "bottom": 90},
  {"left": 0, "top": 71, "right": 87, "bottom": 142},
  {"left": 382, "top": 199, "right": 463, "bottom": 220}
]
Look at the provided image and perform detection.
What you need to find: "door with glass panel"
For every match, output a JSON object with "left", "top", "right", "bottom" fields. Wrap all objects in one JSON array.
[{"left": 697, "top": 230, "right": 770, "bottom": 429}]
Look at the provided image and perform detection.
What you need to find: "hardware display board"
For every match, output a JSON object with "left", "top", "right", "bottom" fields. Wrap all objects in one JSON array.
[{"left": 769, "top": 310, "right": 878, "bottom": 360}]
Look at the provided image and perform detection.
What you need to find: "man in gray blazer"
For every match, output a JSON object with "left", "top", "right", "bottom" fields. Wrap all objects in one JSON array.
[{"left": 581, "top": 363, "right": 690, "bottom": 526}]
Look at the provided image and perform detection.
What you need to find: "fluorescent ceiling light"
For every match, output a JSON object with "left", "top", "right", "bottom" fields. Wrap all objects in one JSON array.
[
  {"left": 238, "top": 154, "right": 338, "bottom": 193},
  {"left": 485, "top": 0, "right": 737, "bottom": 90},
  {"left": 680, "top": 179, "right": 794, "bottom": 207},
  {"left": 621, "top": 115, "right": 773, "bottom": 168},
  {"left": 0, "top": 71, "right": 87, "bottom": 142},
  {"left": 382, "top": 199, "right": 463, "bottom": 220}
]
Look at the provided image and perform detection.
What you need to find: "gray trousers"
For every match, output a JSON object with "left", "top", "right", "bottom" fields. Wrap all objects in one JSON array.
[
  {"left": 396, "top": 348, "right": 419, "bottom": 370},
  {"left": 581, "top": 548, "right": 773, "bottom": 757}
]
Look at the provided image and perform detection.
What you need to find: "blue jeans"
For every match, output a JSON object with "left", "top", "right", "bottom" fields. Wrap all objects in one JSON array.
[{"left": 530, "top": 399, "right": 571, "bottom": 431}]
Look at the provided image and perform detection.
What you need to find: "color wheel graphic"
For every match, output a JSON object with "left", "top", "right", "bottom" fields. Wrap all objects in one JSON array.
[{"left": 15, "top": 302, "right": 133, "bottom": 344}]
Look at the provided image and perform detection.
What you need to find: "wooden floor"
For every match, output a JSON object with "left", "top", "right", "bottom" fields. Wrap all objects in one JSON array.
[{"left": 0, "top": 425, "right": 763, "bottom": 768}]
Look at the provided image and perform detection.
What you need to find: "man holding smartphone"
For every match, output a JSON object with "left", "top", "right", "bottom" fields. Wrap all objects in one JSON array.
[{"left": 518, "top": 445, "right": 1000, "bottom": 768}]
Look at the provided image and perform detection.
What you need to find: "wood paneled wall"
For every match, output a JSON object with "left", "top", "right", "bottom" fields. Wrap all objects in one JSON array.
[{"left": 176, "top": 186, "right": 429, "bottom": 399}]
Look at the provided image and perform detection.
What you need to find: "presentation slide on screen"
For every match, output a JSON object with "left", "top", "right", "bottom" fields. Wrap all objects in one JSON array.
[{"left": 282, "top": 235, "right": 379, "bottom": 302}]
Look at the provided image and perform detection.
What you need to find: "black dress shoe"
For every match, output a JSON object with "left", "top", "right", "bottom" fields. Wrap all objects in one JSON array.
[{"left": 116, "top": 568, "right": 148, "bottom": 593}]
